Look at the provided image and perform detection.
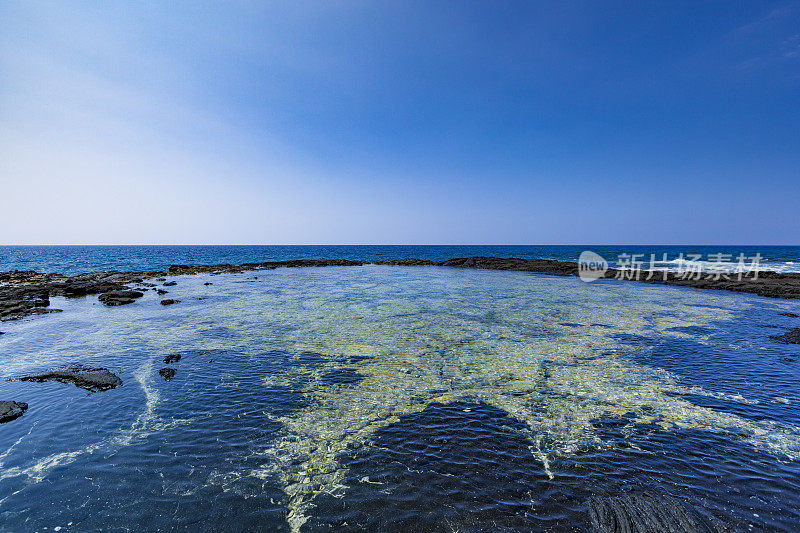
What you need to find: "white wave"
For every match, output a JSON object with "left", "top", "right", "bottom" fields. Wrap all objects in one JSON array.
[{"left": 0, "top": 356, "right": 180, "bottom": 485}]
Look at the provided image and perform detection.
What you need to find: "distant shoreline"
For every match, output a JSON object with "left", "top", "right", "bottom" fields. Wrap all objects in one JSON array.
[{"left": 4, "top": 245, "right": 800, "bottom": 277}]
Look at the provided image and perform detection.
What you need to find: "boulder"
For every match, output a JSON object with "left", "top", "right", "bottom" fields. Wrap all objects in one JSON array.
[
  {"left": 19, "top": 365, "right": 122, "bottom": 392},
  {"left": 159, "top": 368, "right": 176, "bottom": 381},
  {"left": 0, "top": 400, "right": 28, "bottom": 423},
  {"left": 160, "top": 299, "right": 180, "bottom": 306},
  {"left": 98, "top": 290, "right": 143, "bottom": 306}
]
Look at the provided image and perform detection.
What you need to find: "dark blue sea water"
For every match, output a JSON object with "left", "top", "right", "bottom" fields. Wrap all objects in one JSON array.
[
  {"left": 2, "top": 245, "right": 800, "bottom": 275},
  {"left": 2, "top": 254, "right": 800, "bottom": 531}
]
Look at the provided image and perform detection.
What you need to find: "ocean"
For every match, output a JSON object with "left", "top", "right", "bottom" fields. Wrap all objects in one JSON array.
[
  {"left": 2, "top": 244, "right": 800, "bottom": 275},
  {"left": 1, "top": 248, "right": 800, "bottom": 530}
]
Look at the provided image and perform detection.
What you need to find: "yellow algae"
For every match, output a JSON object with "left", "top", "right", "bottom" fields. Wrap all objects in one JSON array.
[{"left": 196, "top": 269, "right": 795, "bottom": 531}]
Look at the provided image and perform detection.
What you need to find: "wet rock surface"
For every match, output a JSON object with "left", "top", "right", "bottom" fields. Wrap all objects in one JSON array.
[
  {"left": 0, "top": 400, "right": 28, "bottom": 423},
  {"left": 160, "top": 299, "right": 180, "bottom": 306},
  {"left": 17, "top": 364, "right": 122, "bottom": 392},
  {"left": 159, "top": 368, "right": 176, "bottom": 381},
  {"left": 98, "top": 290, "right": 144, "bottom": 306},
  {"left": 1, "top": 269, "right": 161, "bottom": 320},
  {"left": 163, "top": 354, "right": 181, "bottom": 364},
  {"left": 0, "top": 283, "right": 57, "bottom": 321}
]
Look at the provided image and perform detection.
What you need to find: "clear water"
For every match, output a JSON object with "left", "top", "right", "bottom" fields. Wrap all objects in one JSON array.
[
  {"left": 2, "top": 244, "right": 800, "bottom": 275},
  {"left": 1, "top": 266, "right": 800, "bottom": 531}
]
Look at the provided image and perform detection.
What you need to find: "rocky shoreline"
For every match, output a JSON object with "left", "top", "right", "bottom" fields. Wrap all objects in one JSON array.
[
  {"left": 2, "top": 256, "right": 800, "bottom": 323},
  {"left": 0, "top": 256, "right": 798, "bottom": 429}
]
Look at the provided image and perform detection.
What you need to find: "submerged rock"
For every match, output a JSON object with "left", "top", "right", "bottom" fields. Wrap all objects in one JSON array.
[
  {"left": 160, "top": 299, "right": 180, "bottom": 306},
  {"left": 98, "top": 290, "right": 143, "bottom": 306},
  {"left": 780, "top": 312, "right": 800, "bottom": 318},
  {"left": 156, "top": 289, "right": 168, "bottom": 295},
  {"left": 163, "top": 353, "right": 181, "bottom": 364},
  {"left": 0, "top": 400, "right": 28, "bottom": 423},
  {"left": 18, "top": 365, "right": 122, "bottom": 392},
  {"left": 163, "top": 281, "right": 177, "bottom": 286},
  {"left": 588, "top": 492, "right": 716, "bottom": 533},
  {"left": 159, "top": 368, "right": 176, "bottom": 381},
  {"left": 771, "top": 328, "right": 800, "bottom": 344}
]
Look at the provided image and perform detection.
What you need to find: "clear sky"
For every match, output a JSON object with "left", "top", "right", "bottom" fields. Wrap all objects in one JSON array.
[{"left": 1, "top": 1, "right": 798, "bottom": 245}]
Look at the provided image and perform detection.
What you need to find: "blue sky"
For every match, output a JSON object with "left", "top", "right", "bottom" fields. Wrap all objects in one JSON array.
[{"left": 1, "top": 1, "right": 798, "bottom": 244}]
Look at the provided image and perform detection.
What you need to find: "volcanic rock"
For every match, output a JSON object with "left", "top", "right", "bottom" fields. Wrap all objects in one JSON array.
[
  {"left": 18, "top": 365, "right": 122, "bottom": 392},
  {"left": 0, "top": 401, "right": 28, "bottom": 423},
  {"left": 98, "top": 290, "right": 143, "bottom": 306},
  {"left": 772, "top": 328, "right": 800, "bottom": 344}
]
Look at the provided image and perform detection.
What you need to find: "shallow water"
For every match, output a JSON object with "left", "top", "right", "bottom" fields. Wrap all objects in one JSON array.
[{"left": 1, "top": 266, "right": 799, "bottom": 531}]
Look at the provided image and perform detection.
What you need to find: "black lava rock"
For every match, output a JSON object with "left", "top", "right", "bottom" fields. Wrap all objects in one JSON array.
[
  {"left": 772, "top": 328, "right": 800, "bottom": 344},
  {"left": 0, "top": 401, "right": 28, "bottom": 423},
  {"left": 159, "top": 368, "right": 176, "bottom": 381},
  {"left": 98, "top": 290, "right": 144, "bottom": 306},
  {"left": 163, "top": 281, "right": 177, "bottom": 287},
  {"left": 18, "top": 365, "right": 122, "bottom": 392},
  {"left": 163, "top": 354, "right": 181, "bottom": 364},
  {"left": 160, "top": 299, "right": 180, "bottom": 306}
]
